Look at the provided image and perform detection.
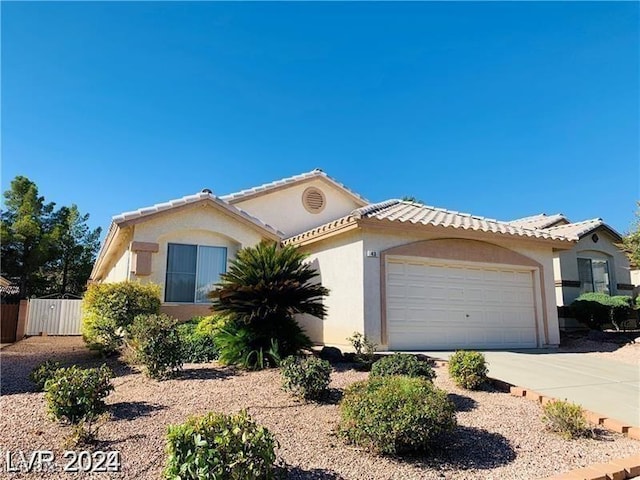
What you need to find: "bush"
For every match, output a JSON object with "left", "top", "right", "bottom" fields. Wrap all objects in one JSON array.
[
  {"left": 346, "top": 332, "right": 377, "bottom": 369},
  {"left": 29, "top": 360, "right": 62, "bottom": 391},
  {"left": 571, "top": 293, "right": 633, "bottom": 330},
  {"left": 44, "top": 365, "right": 114, "bottom": 423},
  {"left": 164, "top": 410, "right": 278, "bottom": 480},
  {"left": 448, "top": 351, "right": 488, "bottom": 390},
  {"left": 371, "top": 354, "right": 435, "bottom": 380},
  {"left": 129, "top": 314, "right": 183, "bottom": 379},
  {"left": 280, "top": 355, "right": 332, "bottom": 400},
  {"left": 177, "top": 316, "right": 220, "bottom": 363},
  {"left": 82, "top": 282, "right": 161, "bottom": 354},
  {"left": 210, "top": 242, "right": 327, "bottom": 369},
  {"left": 339, "top": 376, "right": 456, "bottom": 455},
  {"left": 542, "top": 399, "right": 592, "bottom": 439}
]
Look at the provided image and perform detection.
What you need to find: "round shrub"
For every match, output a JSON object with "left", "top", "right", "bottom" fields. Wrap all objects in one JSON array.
[
  {"left": 164, "top": 410, "right": 278, "bottom": 480},
  {"left": 29, "top": 360, "right": 62, "bottom": 391},
  {"left": 44, "top": 365, "right": 114, "bottom": 423},
  {"left": 339, "top": 376, "right": 456, "bottom": 455},
  {"left": 129, "top": 313, "right": 183, "bottom": 379},
  {"left": 448, "top": 350, "right": 488, "bottom": 390},
  {"left": 82, "top": 282, "right": 161, "bottom": 354},
  {"left": 280, "top": 355, "right": 332, "bottom": 400},
  {"left": 370, "top": 353, "right": 435, "bottom": 380},
  {"left": 542, "top": 399, "right": 592, "bottom": 439}
]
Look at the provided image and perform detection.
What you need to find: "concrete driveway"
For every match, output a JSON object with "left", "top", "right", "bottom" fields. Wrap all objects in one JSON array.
[{"left": 423, "top": 350, "right": 640, "bottom": 427}]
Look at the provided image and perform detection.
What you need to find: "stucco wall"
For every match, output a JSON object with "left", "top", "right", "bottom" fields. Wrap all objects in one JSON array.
[
  {"left": 101, "top": 229, "right": 134, "bottom": 282},
  {"left": 232, "top": 178, "right": 362, "bottom": 237},
  {"left": 555, "top": 228, "right": 632, "bottom": 305},
  {"left": 114, "top": 205, "right": 263, "bottom": 319},
  {"left": 298, "top": 230, "right": 365, "bottom": 347},
  {"left": 360, "top": 228, "right": 561, "bottom": 349},
  {"left": 631, "top": 270, "right": 640, "bottom": 287}
]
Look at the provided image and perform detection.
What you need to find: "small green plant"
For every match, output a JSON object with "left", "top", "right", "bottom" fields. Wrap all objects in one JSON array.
[
  {"left": 542, "top": 399, "right": 592, "bottom": 439},
  {"left": 29, "top": 360, "right": 62, "bottom": 391},
  {"left": 347, "top": 332, "right": 377, "bottom": 367},
  {"left": 44, "top": 365, "right": 114, "bottom": 424},
  {"left": 280, "top": 355, "right": 332, "bottom": 401},
  {"left": 129, "top": 314, "right": 183, "bottom": 379},
  {"left": 448, "top": 350, "right": 488, "bottom": 390},
  {"left": 177, "top": 316, "right": 220, "bottom": 363},
  {"left": 164, "top": 410, "right": 278, "bottom": 480},
  {"left": 82, "top": 281, "right": 161, "bottom": 354},
  {"left": 339, "top": 376, "right": 456, "bottom": 455},
  {"left": 370, "top": 354, "right": 435, "bottom": 380}
]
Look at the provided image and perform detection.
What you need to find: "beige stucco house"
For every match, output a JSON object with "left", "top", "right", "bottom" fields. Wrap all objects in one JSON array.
[
  {"left": 508, "top": 214, "right": 634, "bottom": 306},
  {"left": 91, "top": 169, "right": 576, "bottom": 350}
]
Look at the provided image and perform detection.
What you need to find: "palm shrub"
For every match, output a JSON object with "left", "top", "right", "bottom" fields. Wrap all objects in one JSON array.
[
  {"left": 280, "top": 355, "right": 332, "bottom": 400},
  {"left": 164, "top": 410, "right": 278, "bottom": 480},
  {"left": 370, "top": 353, "right": 435, "bottom": 380},
  {"left": 339, "top": 376, "right": 456, "bottom": 455},
  {"left": 82, "top": 282, "right": 161, "bottom": 354},
  {"left": 129, "top": 314, "right": 183, "bottom": 379},
  {"left": 210, "top": 242, "right": 329, "bottom": 369}
]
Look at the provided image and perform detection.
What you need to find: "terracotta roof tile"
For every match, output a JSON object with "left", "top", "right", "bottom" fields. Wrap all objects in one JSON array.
[{"left": 285, "top": 200, "right": 574, "bottom": 245}]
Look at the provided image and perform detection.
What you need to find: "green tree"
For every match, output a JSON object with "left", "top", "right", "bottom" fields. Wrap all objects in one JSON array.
[
  {"left": 401, "top": 196, "right": 424, "bottom": 204},
  {"left": 48, "top": 205, "right": 101, "bottom": 295},
  {"left": 620, "top": 202, "right": 640, "bottom": 269},
  {"left": 210, "top": 241, "right": 329, "bottom": 369},
  {"left": 0, "top": 176, "right": 55, "bottom": 297}
]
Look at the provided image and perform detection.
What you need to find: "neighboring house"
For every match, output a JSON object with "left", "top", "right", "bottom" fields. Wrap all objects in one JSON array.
[
  {"left": 91, "top": 169, "right": 575, "bottom": 350},
  {"left": 509, "top": 214, "right": 634, "bottom": 309}
]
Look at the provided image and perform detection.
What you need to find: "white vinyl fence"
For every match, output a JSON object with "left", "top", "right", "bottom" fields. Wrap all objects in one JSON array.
[{"left": 26, "top": 299, "right": 83, "bottom": 335}]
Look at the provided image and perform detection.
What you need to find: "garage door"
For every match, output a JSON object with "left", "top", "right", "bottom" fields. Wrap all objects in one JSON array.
[{"left": 386, "top": 257, "right": 538, "bottom": 350}]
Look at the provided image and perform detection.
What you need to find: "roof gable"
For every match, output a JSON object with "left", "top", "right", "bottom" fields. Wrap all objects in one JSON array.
[
  {"left": 544, "top": 218, "right": 622, "bottom": 241},
  {"left": 112, "top": 191, "right": 283, "bottom": 238},
  {"left": 221, "top": 169, "right": 368, "bottom": 207}
]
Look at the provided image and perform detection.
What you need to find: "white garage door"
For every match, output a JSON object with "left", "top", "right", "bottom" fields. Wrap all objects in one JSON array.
[{"left": 386, "top": 257, "right": 538, "bottom": 350}]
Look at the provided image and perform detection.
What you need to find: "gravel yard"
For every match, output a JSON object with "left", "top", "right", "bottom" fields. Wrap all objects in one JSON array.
[
  {"left": 559, "top": 336, "right": 640, "bottom": 366},
  {"left": 1, "top": 337, "right": 638, "bottom": 480}
]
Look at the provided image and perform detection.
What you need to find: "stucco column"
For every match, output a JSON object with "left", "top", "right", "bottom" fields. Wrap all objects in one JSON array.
[{"left": 16, "top": 299, "right": 29, "bottom": 341}]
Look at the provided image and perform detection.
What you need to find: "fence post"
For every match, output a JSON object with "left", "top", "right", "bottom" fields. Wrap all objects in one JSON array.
[{"left": 16, "top": 300, "right": 29, "bottom": 341}]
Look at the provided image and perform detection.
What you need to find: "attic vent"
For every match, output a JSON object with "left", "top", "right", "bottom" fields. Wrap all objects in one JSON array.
[
  {"left": 302, "top": 187, "right": 326, "bottom": 214},
  {"left": 202, "top": 188, "right": 212, "bottom": 194}
]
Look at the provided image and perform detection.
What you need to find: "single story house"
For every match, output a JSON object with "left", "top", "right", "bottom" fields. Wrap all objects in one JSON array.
[
  {"left": 91, "top": 169, "right": 576, "bottom": 350},
  {"left": 508, "top": 214, "right": 634, "bottom": 307}
]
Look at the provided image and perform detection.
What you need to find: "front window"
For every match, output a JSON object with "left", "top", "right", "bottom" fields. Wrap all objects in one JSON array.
[
  {"left": 577, "top": 258, "right": 610, "bottom": 294},
  {"left": 165, "top": 243, "right": 227, "bottom": 303}
]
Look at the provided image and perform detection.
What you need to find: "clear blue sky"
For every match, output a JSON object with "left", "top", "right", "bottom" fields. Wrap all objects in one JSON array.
[{"left": 2, "top": 1, "right": 638, "bottom": 236}]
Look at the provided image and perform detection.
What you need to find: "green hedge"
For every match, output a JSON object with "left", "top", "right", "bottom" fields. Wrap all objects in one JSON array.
[
  {"left": 82, "top": 282, "right": 161, "bottom": 354},
  {"left": 571, "top": 293, "right": 633, "bottom": 330}
]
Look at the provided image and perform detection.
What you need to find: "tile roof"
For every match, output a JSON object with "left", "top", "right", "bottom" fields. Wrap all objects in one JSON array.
[
  {"left": 112, "top": 191, "right": 284, "bottom": 237},
  {"left": 508, "top": 213, "right": 567, "bottom": 230},
  {"left": 544, "top": 218, "right": 621, "bottom": 241},
  {"left": 220, "top": 169, "right": 368, "bottom": 206},
  {"left": 285, "top": 200, "right": 574, "bottom": 245}
]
